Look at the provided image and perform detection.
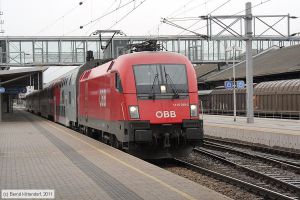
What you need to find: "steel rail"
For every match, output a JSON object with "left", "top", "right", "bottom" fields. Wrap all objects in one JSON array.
[
  {"left": 204, "top": 137, "right": 300, "bottom": 159},
  {"left": 203, "top": 141, "right": 300, "bottom": 172},
  {"left": 172, "top": 158, "right": 296, "bottom": 200},
  {"left": 194, "top": 147, "right": 300, "bottom": 195}
]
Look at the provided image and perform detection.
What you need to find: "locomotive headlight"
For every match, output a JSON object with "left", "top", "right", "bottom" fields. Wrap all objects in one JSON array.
[
  {"left": 129, "top": 106, "right": 140, "bottom": 119},
  {"left": 190, "top": 104, "right": 198, "bottom": 117},
  {"left": 160, "top": 85, "right": 166, "bottom": 93}
]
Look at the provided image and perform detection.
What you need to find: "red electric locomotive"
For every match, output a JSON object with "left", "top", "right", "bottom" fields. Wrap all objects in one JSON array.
[{"left": 78, "top": 51, "right": 203, "bottom": 158}]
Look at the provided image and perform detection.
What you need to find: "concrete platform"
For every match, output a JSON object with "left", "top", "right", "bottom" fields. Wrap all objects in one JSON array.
[
  {"left": 0, "top": 109, "right": 231, "bottom": 200},
  {"left": 203, "top": 115, "right": 300, "bottom": 150}
]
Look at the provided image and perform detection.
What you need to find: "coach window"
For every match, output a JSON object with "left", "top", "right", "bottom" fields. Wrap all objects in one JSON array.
[
  {"left": 61, "top": 90, "right": 65, "bottom": 104},
  {"left": 68, "top": 91, "right": 71, "bottom": 105},
  {"left": 115, "top": 73, "right": 123, "bottom": 93}
]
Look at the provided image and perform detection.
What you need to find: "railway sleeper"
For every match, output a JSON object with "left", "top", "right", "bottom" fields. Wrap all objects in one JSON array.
[{"left": 194, "top": 148, "right": 300, "bottom": 195}]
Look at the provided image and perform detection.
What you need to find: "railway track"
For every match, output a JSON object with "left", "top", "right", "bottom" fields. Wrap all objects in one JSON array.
[
  {"left": 191, "top": 141, "right": 300, "bottom": 199},
  {"left": 170, "top": 158, "right": 297, "bottom": 200},
  {"left": 204, "top": 138, "right": 300, "bottom": 170}
]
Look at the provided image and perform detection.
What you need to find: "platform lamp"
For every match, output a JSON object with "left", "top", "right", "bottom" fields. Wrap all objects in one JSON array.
[{"left": 226, "top": 46, "right": 242, "bottom": 122}]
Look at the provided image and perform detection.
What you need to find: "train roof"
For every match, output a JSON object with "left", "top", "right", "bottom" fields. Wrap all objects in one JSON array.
[
  {"left": 81, "top": 51, "right": 193, "bottom": 81},
  {"left": 255, "top": 79, "right": 300, "bottom": 93},
  {"left": 207, "top": 79, "right": 300, "bottom": 95},
  {"left": 198, "top": 90, "right": 213, "bottom": 95},
  {"left": 44, "top": 59, "right": 112, "bottom": 88},
  {"left": 43, "top": 66, "right": 80, "bottom": 88},
  {"left": 80, "top": 51, "right": 198, "bottom": 93},
  {"left": 115, "top": 51, "right": 190, "bottom": 64}
]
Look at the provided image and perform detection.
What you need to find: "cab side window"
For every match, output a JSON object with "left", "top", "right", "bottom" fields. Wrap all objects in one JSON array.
[{"left": 115, "top": 73, "right": 123, "bottom": 93}]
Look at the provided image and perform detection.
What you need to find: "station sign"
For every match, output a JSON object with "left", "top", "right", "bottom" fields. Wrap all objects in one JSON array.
[
  {"left": 224, "top": 81, "right": 233, "bottom": 89},
  {"left": 0, "top": 87, "right": 5, "bottom": 93},
  {"left": 4, "top": 87, "right": 27, "bottom": 94},
  {"left": 236, "top": 80, "right": 245, "bottom": 89}
]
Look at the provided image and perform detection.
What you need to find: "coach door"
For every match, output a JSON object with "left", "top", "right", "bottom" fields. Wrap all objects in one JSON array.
[
  {"left": 84, "top": 81, "right": 88, "bottom": 122},
  {"left": 53, "top": 96, "right": 56, "bottom": 122}
]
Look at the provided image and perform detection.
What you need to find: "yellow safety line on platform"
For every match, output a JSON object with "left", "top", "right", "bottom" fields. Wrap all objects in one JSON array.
[{"left": 45, "top": 121, "right": 197, "bottom": 200}]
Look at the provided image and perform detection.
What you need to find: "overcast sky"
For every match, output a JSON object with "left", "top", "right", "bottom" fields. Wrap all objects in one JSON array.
[
  {"left": 2, "top": 0, "right": 300, "bottom": 36},
  {"left": 2, "top": 0, "right": 300, "bottom": 83}
]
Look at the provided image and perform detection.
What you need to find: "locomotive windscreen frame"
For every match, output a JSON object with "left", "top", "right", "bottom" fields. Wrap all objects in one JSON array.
[{"left": 133, "top": 64, "right": 189, "bottom": 99}]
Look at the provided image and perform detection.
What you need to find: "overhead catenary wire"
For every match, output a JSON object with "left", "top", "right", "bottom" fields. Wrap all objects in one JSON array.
[
  {"left": 161, "top": 0, "right": 272, "bottom": 37},
  {"left": 161, "top": 18, "right": 208, "bottom": 39},
  {"left": 84, "top": 0, "right": 122, "bottom": 35},
  {"left": 36, "top": 1, "right": 86, "bottom": 35},
  {"left": 177, "top": 0, "right": 231, "bottom": 35},
  {"left": 89, "top": 0, "right": 146, "bottom": 53},
  {"left": 159, "top": 0, "right": 273, "bottom": 64},
  {"left": 170, "top": 0, "right": 215, "bottom": 19},
  {"left": 232, "top": 0, "right": 272, "bottom": 16},
  {"left": 62, "top": 0, "right": 146, "bottom": 66},
  {"left": 65, "top": 0, "right": 137, "bottom": 35},
  {"left": 190, "top": 0, "right": 273, "bottom": 63},
  {"left": 158, "top": 0, "right": 231, "bottom": 36},
  {"left": 192, "top": 0, "right": 272, "bottom": 33},
  {"left": 107, "top": 0, "right": 147, "bottom": 30},
  {"left": 61, "top": 0, "right": 135, "bottom": 63},
  {"left": 166, "top": 0, "right": 196, "bottom": 18},
  {"left": 144, "top": 0, "right": 214, "bottom": 36}
]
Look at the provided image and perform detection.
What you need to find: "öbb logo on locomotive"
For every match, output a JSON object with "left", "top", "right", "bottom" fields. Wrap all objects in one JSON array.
[{"left": 155, "top": 110, "right": 176, "bottom": 118}]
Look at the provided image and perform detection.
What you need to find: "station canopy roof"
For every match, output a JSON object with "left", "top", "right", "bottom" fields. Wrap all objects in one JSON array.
[
  {"left": 203, "top": 44, "right": 300, "bottom": 82},
  {"left": 0, "top": 67, "right": 48, "bottom": 88}
]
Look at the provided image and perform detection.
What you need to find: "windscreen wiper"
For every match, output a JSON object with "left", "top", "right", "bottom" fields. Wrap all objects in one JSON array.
[
  {"left": 163, "top": 67, "right": 179, "bottom": 99},
  {"left": 149, "top": 73, "right": 159, "bottom": 99}
]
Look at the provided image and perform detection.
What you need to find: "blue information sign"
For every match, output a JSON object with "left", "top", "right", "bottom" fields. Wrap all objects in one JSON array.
[
  {"left": 224, "top": 81, "right": 233, "bottom": 89},
  {"left": 5, "top": 87, "right": 27, "bottom": 94},
  {"left": 236, "top": 80, "right": 245, "bottom": 89},
  {"left": 0, "top": 87, "right": 5, "bottom": 93}
]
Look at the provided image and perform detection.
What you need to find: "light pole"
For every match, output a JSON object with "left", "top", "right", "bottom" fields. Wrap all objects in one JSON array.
[
  {"left": 0, "top": 79, "right": 2, "bottom": 122},
  {"left": 226, "top": 46, "right": 242, "bottom": 122}
]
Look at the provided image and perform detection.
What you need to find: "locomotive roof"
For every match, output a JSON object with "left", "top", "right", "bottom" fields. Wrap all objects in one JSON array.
[
  {"left": 116, "top": 51, "right": 190, "bottom": 63},
  {"left": 81, "top": 51, "right": 192, "bottom": 80},
  {"left": 79, "top": 51, "right": 198, "bottom": 93}
]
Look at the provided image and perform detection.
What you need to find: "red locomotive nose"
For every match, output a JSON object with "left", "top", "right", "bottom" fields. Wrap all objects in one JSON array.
[{"left": 138, "top": 99, "right": 191, "bottom": 124}]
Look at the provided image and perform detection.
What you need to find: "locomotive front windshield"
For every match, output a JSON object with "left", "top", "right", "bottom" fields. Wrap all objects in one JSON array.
[{"left": 133, "top": 64, "right": 188, "bottom": 99}]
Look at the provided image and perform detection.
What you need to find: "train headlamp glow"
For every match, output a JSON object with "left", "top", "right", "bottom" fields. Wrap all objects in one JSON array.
[
  {"left": 129, "top": 106, "right": 140, "bottom": 119},
  {"left": 190, "top": 104, "right": 198, "bottom": 117}
]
